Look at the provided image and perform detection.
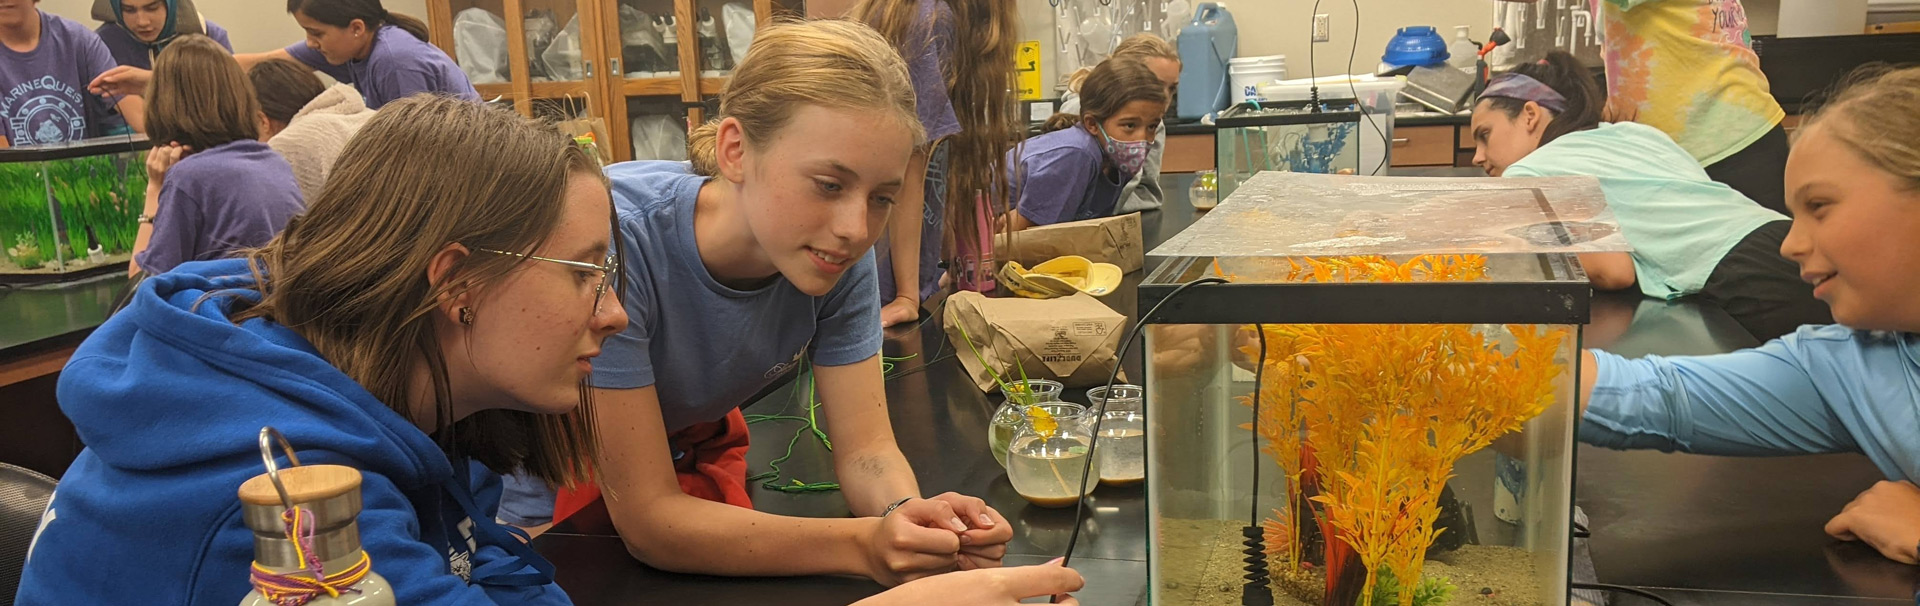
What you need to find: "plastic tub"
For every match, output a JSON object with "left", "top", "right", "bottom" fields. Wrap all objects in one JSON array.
[{"left": 1228, "top": 55, "right": 1287, "bottom": 105}]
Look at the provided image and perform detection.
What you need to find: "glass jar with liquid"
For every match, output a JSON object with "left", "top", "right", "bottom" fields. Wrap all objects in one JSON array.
[
  {"left": 1007, "top": 402, "right": 1100, "bottom": 508},
  {"left": 1087, "top": 384, "right": 1146, "bottom": 486},
  {"left": 988, "top": 379, "right": 1064, "bottom": 467}
]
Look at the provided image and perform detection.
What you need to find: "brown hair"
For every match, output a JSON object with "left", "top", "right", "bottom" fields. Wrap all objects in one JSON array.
[
  {"left": 1067, "top": 33, "right": 1180, "bottom": 93},
  {"left": 145, "top": 34, "right": 260, "bottom": 150},
  {"left": 230, "top": 96, "right": 608, "bottom": 485},
  {"left": 1480, "top": 51, "right": 1604, "bottom": 147},
  {"left": 1800, "top": 64, "right": 1920, "bottom": 192},
  {"left": 1041, "top": 57, "right": 1169, "bottom": 133},
  {"left": 285, "top": 0, "right": 429, "bottom": 42},
  {"left": 687, "top": 19, "right": 922, "bottom": 176},
  {"left": 249, "top": 59, "right": 327, "bottom": 125},
  {"left": 848, "top": 0, "right": 1021, "bottom": 272}
]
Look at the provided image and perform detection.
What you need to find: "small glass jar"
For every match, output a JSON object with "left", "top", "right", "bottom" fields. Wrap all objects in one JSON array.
[
  {"left": 1087, "top": 384, "right": 1146, "bottom": 486},
  {"left": 988, "top": 379, "right": 1065, "bottom": 467},
  {"left": 1007, "top": 402, "right": 1100, "bottom": 508}
]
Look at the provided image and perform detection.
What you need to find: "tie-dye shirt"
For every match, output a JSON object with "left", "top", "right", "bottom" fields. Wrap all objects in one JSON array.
[{"left": 1596, "top": 0, "right": 1784, "bottom": 166}]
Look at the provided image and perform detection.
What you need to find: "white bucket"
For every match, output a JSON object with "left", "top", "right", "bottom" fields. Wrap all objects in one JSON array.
[{"left": 1228, "top": 55, "right": 1288, "bottom": 105}]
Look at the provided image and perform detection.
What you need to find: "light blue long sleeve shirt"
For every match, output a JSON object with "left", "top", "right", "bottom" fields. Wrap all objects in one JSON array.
[{"left": 1583, "top": 324, "right": 1920, "bottom": 482}]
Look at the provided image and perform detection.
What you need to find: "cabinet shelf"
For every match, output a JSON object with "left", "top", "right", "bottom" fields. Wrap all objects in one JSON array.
[{"left": 430, "top": 0, "right": 791, "bottom": 162}]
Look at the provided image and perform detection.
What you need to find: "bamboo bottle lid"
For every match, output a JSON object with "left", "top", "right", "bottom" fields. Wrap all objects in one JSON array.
[{"left": 238, "top": 465, "right": 362, "bottom": 507}]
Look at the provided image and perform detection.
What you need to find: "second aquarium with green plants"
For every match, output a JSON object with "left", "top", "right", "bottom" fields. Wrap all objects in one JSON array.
[{"left": 0, "top": 136, "right": 150, "bottom": 281}]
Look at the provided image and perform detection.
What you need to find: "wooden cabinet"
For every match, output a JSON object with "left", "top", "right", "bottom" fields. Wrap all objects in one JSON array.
[
  {"left": 426, "top": 0, "right": 803, "bottom": 162},
  {"left": 1388, "top": 125, "right": 1459, "bottom": 168}
]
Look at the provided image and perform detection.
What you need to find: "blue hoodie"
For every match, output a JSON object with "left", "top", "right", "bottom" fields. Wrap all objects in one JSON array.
[{"left": 13, "top": 259, "right": 570, "bottom": 606}]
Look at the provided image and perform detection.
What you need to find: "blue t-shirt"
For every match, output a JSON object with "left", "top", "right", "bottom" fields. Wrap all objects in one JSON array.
[
  {"left": 285, "top": 25, "right": 480, "bottom": 109},
  {"left": 95, "top": 19, "right": 233, "bottom": 70},
  {"left": 1008, "top": 126, "right": 1129, "bottom": 226},
  {"left": 1503, "top": 122, "right": 1784, "bottom": 299},
  {"left": 16, "top": 260, "right": 568, "bottom": 606},
  {"left": 0, "top": 10, "right": 126, "bottom": 145},
  {"left": 496, "top": 161, "right": 883, "bottom": 526},
  {"left": 1585, "top": 325, "right": 1920, "bottom": 483},
  {"left": 135, "top": 140, "right": 305, "bottom": 275}
]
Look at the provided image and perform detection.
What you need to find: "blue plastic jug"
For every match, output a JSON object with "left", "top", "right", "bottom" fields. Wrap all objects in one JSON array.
[{"left": 1176, "top": 3, "right": 1237, "bottom": 119}]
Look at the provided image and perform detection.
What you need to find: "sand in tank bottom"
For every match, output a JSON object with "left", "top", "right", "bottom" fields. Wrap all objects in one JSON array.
[{"left": 1156, "top": 518, "right": 1542, "bottom": 606}]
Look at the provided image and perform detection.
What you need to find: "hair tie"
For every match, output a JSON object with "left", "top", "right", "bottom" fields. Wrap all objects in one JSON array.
[{"left": 1483, "top": 73, "right": 1569, "bottom": 114}]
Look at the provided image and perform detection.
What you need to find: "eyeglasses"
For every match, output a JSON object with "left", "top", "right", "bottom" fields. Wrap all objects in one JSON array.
[{"left": 477, "top": 248, "right": 621, "bottom": 316}]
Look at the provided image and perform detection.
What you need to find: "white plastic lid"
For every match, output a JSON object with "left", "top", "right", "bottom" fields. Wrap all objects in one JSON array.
[{"left": 1229, "top": 54, "right": 1287, "bottom": 65}]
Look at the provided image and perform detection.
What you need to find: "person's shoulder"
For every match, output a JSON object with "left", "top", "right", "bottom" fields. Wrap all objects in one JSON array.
[
  {"left": 44, "top": 10, "right": 104, "bottom": 42},
  {"left": 171, "top": 141, "right": 286, "bottom": 179},
  {"left": 1023, "top": 128, "right": 1101, "bottom": 164},
  {"left": 606, "top": 161, "right": 702, "bottom": 215}
]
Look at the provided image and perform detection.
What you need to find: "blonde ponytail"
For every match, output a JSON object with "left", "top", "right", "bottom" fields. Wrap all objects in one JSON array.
[{"left": 682, "top": 20, "right": 921, "bottom": 176}]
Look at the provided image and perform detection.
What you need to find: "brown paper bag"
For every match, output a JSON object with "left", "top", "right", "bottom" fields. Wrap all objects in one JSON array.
[
  {"left": 993, "top": 212, "right": 1144, "bottom": 273},
  {"left": 942, "top": 291, "right": 1126, "bottom": 392},
  {"left": 557, "top": 117, "right": 612, "bottom": 165}
]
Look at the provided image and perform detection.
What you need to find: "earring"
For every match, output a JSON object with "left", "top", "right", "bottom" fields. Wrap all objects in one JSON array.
[{"left": 458, "top": 307, "right": 474, "bottom": 325}]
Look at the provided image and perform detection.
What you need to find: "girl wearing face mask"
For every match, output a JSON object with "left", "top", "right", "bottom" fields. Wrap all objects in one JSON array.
[
  {"left": 1470, "top": 51, "right": 1829, "bottom": 341},
  {"left": 1004, "top": 57, "right": 1168, "bottom": 231},
  {"left": 493, "top": 21, "right": 1074, "bottom": 603},
  {"left": 1572, "top": 66, "right": 1920, "bottom": 567},
  {"left": 15, "top": 95, "right": 623, "bottom": 605},
  {"left": 91, "top": 0, "right": 232, "bottom": 70},
  {"left": 91, "top": 0, "right": 478, "bottom": 111}
]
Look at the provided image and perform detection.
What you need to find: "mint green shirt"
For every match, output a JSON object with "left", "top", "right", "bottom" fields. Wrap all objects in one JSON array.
[{"left": 1503, "top": 122, "right": 1784, "bottom": 299}]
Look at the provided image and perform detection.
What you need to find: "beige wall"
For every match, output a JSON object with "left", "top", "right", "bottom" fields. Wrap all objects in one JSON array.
[{"left": 36, "top": 0, "right": 429, "bottom": 53}]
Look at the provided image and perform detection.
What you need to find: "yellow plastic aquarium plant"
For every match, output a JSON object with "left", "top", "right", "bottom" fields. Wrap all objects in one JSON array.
[{"left": 1237, "top": 254, "right": 1568, "bottom": 606}]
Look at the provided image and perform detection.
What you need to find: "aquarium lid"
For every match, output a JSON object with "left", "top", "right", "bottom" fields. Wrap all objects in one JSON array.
[
  {"left": 1, "top": 135, "right": 151, "bottom": 163},
  {"left": 1150, "top": 172, "right": 1631, "bottom": 258}
]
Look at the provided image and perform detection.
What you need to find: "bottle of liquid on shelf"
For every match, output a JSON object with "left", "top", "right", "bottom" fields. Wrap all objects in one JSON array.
[
  {"left": 239, "top": 464, "right": 393, "bottom": 606},
  {"left": 1448, "top": 25, "right": 1478, "bottom": 72}
]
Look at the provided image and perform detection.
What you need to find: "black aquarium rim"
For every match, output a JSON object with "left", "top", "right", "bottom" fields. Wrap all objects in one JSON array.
[
  {"left": 1139, "top": 256, "right": 1593, "bottom": 325},
  {"left": 1, "top": 136, "right": 153, "bottom": 162}
]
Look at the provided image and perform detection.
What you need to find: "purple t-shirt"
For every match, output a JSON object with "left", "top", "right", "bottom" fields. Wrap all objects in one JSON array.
[
  {"left": 0, "top": 11, "right": 126, "bottom": 145},
  {"left": 95, "top": 20, "right": 232, "bottom": 70},
  {"left": 907, "top": 0, "right": 960, "bottom": 143},
  {"left": 285, "top": 25, "right": 479, "bottom": 109},
  {"left": 874, "top": 0, "right": 960, "bottom": 304},
  {"left": 136, "top": 140, "right": 304, "bottom": 275},
  {"left": 1008, "top": 126, "right": 1130, "bottom": 226}
]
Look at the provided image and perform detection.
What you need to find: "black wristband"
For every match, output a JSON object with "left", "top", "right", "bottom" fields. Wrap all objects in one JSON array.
[{"left": 882, "top": 496, "right": 915, "bottom": 517}]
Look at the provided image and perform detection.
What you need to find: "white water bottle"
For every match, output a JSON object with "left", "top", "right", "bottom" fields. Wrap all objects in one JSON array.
[{"left": 1448, "top": 26, "right": 1478, "bottom": 72}]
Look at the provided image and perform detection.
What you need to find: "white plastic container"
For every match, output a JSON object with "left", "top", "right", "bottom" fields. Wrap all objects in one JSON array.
[
  {"left": 1447, "top": 25, "right": 1477, "bottom": 71},
  {"left": 1227, "top": 55, "right": 1287, "bottom": 105}
]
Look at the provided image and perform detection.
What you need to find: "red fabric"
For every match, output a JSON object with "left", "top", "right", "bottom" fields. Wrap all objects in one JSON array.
[{"left": 551, "top": 409, "right": 754, "bottom": 533}]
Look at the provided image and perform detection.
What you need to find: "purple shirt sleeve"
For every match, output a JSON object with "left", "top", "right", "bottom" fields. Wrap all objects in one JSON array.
[
  {"left": 136, "top": 177, "right": 200, "bottom": 275},
  {"left": 284, "top": 42, "right": 352, "bottom": 82},
  {"left": 206, "top": 21, "right": 233, "bottom": 51},
  {"left": 1013, "top": 146, "right": 1101, "bottom": 226}
]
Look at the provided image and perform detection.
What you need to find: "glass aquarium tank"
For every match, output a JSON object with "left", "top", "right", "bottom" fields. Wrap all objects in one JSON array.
[
  {"left": 1, "top": 136, "right": 149, "bottom": 283},
  {"left": 1137, "top": 171, "right": 1626, "bottom": 606},
  {"left": 1215, "top": 100, "right": 1364, "bottom": 199}
]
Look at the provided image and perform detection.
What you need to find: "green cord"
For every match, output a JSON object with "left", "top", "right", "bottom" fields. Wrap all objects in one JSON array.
[
  {"left": 742, "top": 352, "right": 924, "bottom": 494},
  {"left": 745, "top": 357, "right": 841, "bottom": 493}
]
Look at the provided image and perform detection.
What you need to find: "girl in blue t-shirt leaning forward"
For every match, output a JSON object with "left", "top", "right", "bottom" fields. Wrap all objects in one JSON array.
[
  {"left": 1574, "top": 66, "right": 1920, "bottom": 566},
  {"left": 495, "top": 19, "right": 1079, "bottom": 604},
  {"left": 90, "top": 0, "right": 477, "bottom": 111},
  {"left": 1004, "top": 57, "right": 1168, "bottom": 231}
]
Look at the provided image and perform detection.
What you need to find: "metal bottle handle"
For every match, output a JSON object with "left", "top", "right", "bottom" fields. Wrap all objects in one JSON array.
[{"left": 257, "top": 426, "right": 302, "bottom": 512}]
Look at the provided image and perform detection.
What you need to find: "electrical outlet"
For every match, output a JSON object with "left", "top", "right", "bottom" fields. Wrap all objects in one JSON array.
[{"left": 1313, "top": 14, "right": 1331, "bottom": 42}]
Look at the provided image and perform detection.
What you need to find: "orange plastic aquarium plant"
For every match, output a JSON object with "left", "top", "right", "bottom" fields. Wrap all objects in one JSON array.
[{"left": 1237, "top": 254, "right": 1567, "bottom": 606}]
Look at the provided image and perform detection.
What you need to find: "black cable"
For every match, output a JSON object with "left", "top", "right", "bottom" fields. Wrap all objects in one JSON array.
[
  {"left": 1303, "top": 0, "right": 1389, "bottom": 176},
  {"left": 1569, "top": 582, "right": 1677, "bottom": 606},
  {"left": 1241, "top": 324, "right": 1272, "bottom": 605},
  {"left": 1061, "top": 276, "right": 1228, "bottom": 566}
]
